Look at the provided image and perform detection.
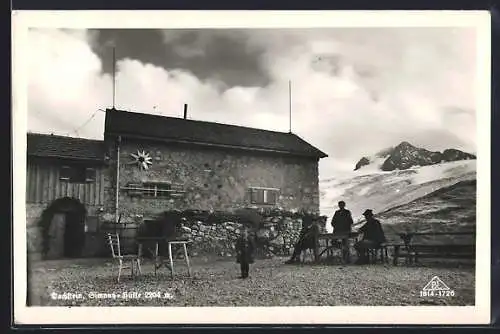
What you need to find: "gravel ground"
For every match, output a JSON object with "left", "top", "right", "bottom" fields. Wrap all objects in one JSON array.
[{"left": 28, "top": 257, "right": 475, "bottom": 306}]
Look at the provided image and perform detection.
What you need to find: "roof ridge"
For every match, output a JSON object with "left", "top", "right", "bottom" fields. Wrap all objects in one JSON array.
[
  {"left": 105, "top": 108, "right": 328, "bottom": 159},
  {"left": 108, "top": 108, "right": 293, "bottom": 135},
  {"left": 27, "top": 132, "right": 104, "bottom": 143}
]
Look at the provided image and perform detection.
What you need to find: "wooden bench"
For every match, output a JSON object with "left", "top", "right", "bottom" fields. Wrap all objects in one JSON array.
[{"left": 392, "top": 231, "right": 475, "bottom": 265}]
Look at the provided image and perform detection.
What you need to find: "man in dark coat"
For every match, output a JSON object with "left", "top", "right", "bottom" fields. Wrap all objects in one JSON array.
[
  {"left": 285, "top": 214, "right": 319, "bottom": 264},
  {"left": 331, "top": 201, "right": 354, "bottom": 235},
  {"left": 331, "top": 201, "right": 354, "bottom": 262},
  {"left": 354, "top": 209, "right": 387, "bottom": 264},
  {"left": 236, "top": 225, "right": 255, "bottom": 279}
]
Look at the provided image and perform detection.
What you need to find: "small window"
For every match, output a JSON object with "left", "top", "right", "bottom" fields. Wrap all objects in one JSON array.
[
  {"left": 143, "top": 182, "right": 172, "bottom": 198},
  {"left": 123, "top": 182, "right": 182, "bottom": 198},
  {"left": 60, "top": 166, "right": 71, "bottom": 181},
  {"left": 250, "top": 187, "right": 279, "bottom": 205},
  {"left": 85, "top": 168, "right": 96, "bottom": 182},
  {"left": 60, "top": 165, "right": 94, "bottom": 183}
]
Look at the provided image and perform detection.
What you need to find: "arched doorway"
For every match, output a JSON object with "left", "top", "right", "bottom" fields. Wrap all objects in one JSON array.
[{"left": 40, "top": 197, "right": 87, "bottom": 259}]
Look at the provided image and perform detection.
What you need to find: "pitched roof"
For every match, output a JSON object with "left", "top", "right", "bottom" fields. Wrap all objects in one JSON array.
[
  {"left": 104, "top": 109, "right": 328, "bottom": 159},
  {"left": 27, "top": 133, "right": 105, "bottom": 162}
]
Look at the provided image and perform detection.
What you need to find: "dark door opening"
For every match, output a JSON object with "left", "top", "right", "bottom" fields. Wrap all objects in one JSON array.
[
  {"left": 63, "top": 209, "right": 86, "bottom": 258},
  {"left": 42, "top": 197, "right": 86, "bottom": 259}
]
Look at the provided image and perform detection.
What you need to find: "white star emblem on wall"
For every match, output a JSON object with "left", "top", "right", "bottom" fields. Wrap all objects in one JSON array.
[{"left": 130, "top": 150, "right": 153, "bottom": 170}]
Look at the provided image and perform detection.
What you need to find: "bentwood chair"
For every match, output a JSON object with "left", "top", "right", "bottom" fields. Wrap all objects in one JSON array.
[{"left": 106, "top": 233, "right": 142, "bottom": 282}]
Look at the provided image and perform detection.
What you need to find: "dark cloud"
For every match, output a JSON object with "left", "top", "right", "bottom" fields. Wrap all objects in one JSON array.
[
  {"left": 89, "top": 29, "right": 270, "bottom": 88},
  {"left": 28, "top": 27, "right": 478, "bottom": 175}
]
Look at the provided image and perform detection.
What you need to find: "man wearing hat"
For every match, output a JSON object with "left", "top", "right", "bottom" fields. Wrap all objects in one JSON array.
[{"left": 354, "top": 209, "right": 387, "bottom": 264}]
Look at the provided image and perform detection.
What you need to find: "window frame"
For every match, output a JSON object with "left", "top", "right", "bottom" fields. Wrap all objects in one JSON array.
[
  {"left": 142, "top": 182, "right": 172, "bottom": 198},
  {"left": 122, "top": 182, "right": 184, "bottom": 199},
  {"left": 85, "top": 167, "right": 97, "bottom": 182},
  {"left": 59, "top": 165, "right": 96, "bottom": 183},
  {"left": 249, "top": 186, "right": 280, "bottom": 205},
  {"left": 59, "top": 165, "right": 72, "bottom": 181}
]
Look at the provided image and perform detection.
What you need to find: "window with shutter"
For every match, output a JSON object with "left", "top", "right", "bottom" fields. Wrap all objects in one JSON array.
[
  {"left": 250, "top": 187, "right": 279, "bottom": 205},
  {"left": 251, "top": 189, "right": 264, "bottom": 204},
  {"left": 265, "top": 189, "right": 277, "bottom": 204}
]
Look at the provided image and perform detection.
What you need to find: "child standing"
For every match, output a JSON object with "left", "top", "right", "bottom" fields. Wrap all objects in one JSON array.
[{"left": 236, "top": 224, "right": 255, "bottom": 279}]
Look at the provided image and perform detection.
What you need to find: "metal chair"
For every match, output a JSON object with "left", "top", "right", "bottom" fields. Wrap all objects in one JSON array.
[{"left": 106, "top": 233, "right": 142, "bottom": 282}]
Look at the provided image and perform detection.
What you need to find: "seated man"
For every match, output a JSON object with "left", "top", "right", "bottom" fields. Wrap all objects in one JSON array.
[
  {"left": 354, "top": 209, "right": 387, "bottom": 264},
  {"left": 285, "top": 214, "right": 319, "bottom": 264}
]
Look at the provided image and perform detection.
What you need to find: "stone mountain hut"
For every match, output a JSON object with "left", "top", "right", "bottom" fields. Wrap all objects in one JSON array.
[{"left": 26, "top": 108, "right": 328, "bottom": 260}]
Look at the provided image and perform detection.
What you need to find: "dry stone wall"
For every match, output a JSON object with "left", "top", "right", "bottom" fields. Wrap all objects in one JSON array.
[{"left": 134, "top": 209, "right": 327, "bottom": 259}]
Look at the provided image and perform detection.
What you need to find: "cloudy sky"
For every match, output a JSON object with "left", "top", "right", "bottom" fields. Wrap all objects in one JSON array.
[{"left": 27, "top": 27, "right": 477, "bottom": 177}]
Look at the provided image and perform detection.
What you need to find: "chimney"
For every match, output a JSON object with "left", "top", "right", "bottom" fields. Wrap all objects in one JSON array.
[{"left": 183, "top": 104, "right": 188, "bottom": 119}]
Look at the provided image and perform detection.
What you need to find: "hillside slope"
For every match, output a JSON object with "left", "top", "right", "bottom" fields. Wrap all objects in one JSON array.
[
  {"left": 320, "top": 160, "right": 476, "bottom": 232},
  {"left": 377, "top": 179, "right": 476, "bottom": 244}
]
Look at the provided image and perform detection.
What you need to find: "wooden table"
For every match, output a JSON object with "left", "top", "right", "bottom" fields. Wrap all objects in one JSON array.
[
  {"left": 136, "top": 237, "right": 192, "bottom": 278},
  {"left": 315, "top": 232, "right": 360, "bottom": 263}
]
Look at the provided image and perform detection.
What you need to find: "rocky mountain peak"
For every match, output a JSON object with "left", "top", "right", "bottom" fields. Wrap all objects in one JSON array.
[
  {"left": 354, "top": 157, "right": 370, "bottom": 171},
  {"left": 354, "top": 141, "right": 476, "bottom": 171},
  {"left": 395, "top": 141, "right": 415, "bottom": 149}
]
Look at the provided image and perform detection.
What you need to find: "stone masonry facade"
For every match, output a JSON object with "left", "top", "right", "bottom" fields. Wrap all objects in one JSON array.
[
  {"left": 103, "top": 136, "right": 321, "bottom": 224},
  {"left": 27, "top": 132, "right": 324, "bottom": 260}
]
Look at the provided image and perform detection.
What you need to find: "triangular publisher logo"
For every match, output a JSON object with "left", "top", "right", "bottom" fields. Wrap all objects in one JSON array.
[{"left": 422, "top": 276, "right": 451, "bottom": 291}]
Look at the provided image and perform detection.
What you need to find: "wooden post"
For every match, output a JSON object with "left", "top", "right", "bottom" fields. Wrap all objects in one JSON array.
[
  {"left": 154, "top": 242, "right": 159, "bottom": 276},
  {"left": 183, "top": 243, "right": 191, "bottom": 277},
  {"left": 393, "top": 245, "right": 400, "bottom": 266},
  {"left": 168, "top": 242, "right": 174, "bottom": 278},
  {"left": 313, "top": 229, "right": 319, "bottom": 262}
]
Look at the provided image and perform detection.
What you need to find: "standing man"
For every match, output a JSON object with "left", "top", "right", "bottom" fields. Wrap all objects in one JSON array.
[
  {"left": 236, "top": 224, "right": 255, "bottom": 279},
  {"left": 330, "top": 201, "right": 354, "bottom": 262},
  {"left": 331, "top": 201, "right": 354, "bottom": 235}
]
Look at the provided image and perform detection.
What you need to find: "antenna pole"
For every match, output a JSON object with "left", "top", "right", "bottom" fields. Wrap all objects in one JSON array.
[
  {"left": 112, "top": 46, "right": 116, "bottom": 109},
  {"left": 288, "top": 80, "right": 292, "bottom": 133}
]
